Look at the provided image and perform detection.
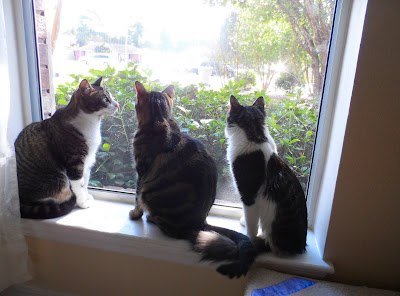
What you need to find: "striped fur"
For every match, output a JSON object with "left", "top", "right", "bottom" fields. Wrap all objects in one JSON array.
[
  {"left": 225, "top": 95, "right": 307, "bottom": 255},
  {"left": 15, "top": 77, "right": 118, "bottom": 219},
  {"left": 130, "top": 82, "right": 256, "bottom": 278}
]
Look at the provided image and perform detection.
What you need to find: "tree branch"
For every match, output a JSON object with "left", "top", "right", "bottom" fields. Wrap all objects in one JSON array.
[{"left": 276, "top": 0, "right": 311, "bottom": 54}]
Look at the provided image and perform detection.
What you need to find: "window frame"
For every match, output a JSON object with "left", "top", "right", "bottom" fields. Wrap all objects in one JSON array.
[
  {"left": 306, "top": 0, "right": 345, "bottom": 226},
  {"left": 18, "top": 0, "right": 368, "bottom": 255},
  {"left": 21, "top": 0, "right": 43, "bottom": 123}
]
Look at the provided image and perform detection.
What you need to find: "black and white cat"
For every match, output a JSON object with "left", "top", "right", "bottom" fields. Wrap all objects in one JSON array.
[
  {"left": 225, "top": 95, "right": 307, "bottom": 255},
  {"left": 15, "top": 77, "right": 118, "bottom": 219}
]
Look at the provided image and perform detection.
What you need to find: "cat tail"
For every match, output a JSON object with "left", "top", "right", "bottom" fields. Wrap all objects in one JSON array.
[
  {"left": 20, "top": 195, "right": 76, "bottom": 219},
  {"left": 191, "top": 224, "right": 257, "bottom": 278}
]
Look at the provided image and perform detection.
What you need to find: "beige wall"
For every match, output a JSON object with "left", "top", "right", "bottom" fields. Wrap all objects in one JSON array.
[
  {"left": 24, "top": 0, "right": 400, "bottom": 294},
  {"left": 324, "top": 0, "right": 400, "bottom": 291},
  {"left": 25, "top": 237, "right": 246, "bottom": 296}
]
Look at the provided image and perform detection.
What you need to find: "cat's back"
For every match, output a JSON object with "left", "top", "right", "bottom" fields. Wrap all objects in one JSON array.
[
  {"left": 175, "top": 132, "right": 216, "bottom": 177},
  {"left": 15, "top": 108, "right": 82, "bottom": 157},
  {"left": 15, "top": 118, "right": 54, "bottom": 161},
  {"left": 135, "top": 124, "right": 217, "bottom": 237},
  {"left": 135, "top": 123, "right": 216, "bottom": 185}
]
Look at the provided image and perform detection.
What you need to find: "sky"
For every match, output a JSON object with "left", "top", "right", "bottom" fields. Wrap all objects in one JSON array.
[{"left": 51, "top": 0, "right": 232, "bottom": 44}]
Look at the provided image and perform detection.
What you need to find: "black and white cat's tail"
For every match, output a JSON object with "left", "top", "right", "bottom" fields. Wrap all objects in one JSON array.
[
  {"left": 191, "top": 224, "right": 256, "bottom": 278},
  {"left": 20, "top": 195, "right": 76, "bottom": 219}
]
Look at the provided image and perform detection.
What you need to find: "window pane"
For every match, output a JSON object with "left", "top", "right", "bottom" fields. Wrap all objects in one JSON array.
[{"left": 35, "top": 0, "right": 336, "bottom": 206}]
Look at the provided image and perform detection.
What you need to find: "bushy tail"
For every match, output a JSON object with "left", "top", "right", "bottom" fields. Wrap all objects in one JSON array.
[
  {"left": 20, "top": 195, "right": 76, "bottom": 219},
  {"left": 191, "top": 224, "right": 256, "bottom": 278}
]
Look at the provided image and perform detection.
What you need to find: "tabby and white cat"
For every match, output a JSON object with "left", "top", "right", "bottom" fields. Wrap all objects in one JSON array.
[
  {"left": 15, "top": 77, "right": 118, "bottom": 219},
  {"left": 225, "top": 95, "right": 307, "bottom": 255},
  {"left": 129, "top": 82, "right": 256, "bottom": 278}
]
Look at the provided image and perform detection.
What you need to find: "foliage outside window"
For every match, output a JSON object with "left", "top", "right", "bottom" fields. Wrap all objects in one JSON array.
[{"left": 40, "top": 0, "right": 335, "bottom": 205}]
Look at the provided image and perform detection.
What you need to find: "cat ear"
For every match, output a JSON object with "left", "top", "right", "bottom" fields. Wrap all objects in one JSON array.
[
  {"left": 79, "top": 79, "right": 93, "bottom": 91},
  {"left": 230, "top": 95, "right": 241, "bottom": 110},
  {"left": 253, "top": 96, "right": 265, "bottom": 111},
  {"left": 92, "top": 76, "right": 104, "bottom": 87},
  {"left": 135, "top": 81, "right": 147, "bottom": 96},
  {"left": 162, "top": 85, "right": 175, "bottom": 99}
]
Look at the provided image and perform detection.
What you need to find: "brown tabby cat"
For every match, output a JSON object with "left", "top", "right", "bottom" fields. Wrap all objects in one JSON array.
[
  {"left": 15, "top": 77, "right": 118, "bottom": 219},
  {"left": 129, "top": 81, "right": 256, "bottom": 278}
]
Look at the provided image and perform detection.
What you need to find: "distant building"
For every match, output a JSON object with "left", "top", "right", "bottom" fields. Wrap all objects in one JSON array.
[{"left": 73, "top": 42, "right": 142, "bottom": 64}]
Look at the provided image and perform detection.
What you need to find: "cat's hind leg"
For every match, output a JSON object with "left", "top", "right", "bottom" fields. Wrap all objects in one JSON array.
[
  {"left": 146, "top": 214, "right": 155, "bottom": 224},
  {"left": 243, "top": 204, "right": 260, "bottom": 239}
]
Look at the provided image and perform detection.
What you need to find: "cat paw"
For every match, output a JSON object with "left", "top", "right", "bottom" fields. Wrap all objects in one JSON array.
[
  {"left": 217, "top": 262, "right": 249, "bottom": 279},
  {"left": 76, "top": 193, "right": 94, "bottom": 209},
  {"left": 146, "top": 214, "right": 155, "bottom": 224},
  {"left": 239, "top": 215, "right": 245, "bottom": 226},
  {"left": 252, "top": 237, "right": 270, "bottom": 253},
  {"left": 129, "top": 207, "right": 143, "bottom": 220}
]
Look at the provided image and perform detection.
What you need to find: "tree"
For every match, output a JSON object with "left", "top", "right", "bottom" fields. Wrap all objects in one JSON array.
[
  {"left": 212, "top": 10, "right": 289, "bottom": 91},
  {"left": 76, "top": 14, "right": 97, "bottom": 46},
  {"left": 209, "top": 13, "right": 241, "bottom": 84},
  {"left": 128, "top": 22, "right": 144, "bottom": 47},
  {"left": 234, "top": 8, "right": 291, "bottom": 91},
  {"left": 76, "top": 24, "right": 92, "bottom": 46},
  {"left": 274, "top": 0, "right": 335, "bottom": 97},
  {"left": 208, "top": 0, "right": 336, "bottom": 96}
]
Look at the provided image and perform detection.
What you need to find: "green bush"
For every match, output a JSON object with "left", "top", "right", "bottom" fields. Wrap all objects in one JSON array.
[
  {"left": 236, "top": 71, "right": 256, "bottom": 90},
  {"left": 275, "top": 72, "right": 301, "bottom": 93},
  {"left": 264, "top": 95, "right": 319, "bottom": 189},
  {"left": 55, "top": 64, "right": 318, "bottom": 192}
]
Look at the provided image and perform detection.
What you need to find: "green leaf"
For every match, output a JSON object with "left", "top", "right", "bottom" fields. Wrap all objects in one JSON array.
[
  {"left": 103, "top": 143, "right": 111, "bottom": 151},
  {"left": 126, "top": 101, "right": 135, "bottom": 110},
  {"left": 58, "top": 99, "right": 69, "bottom": 105},
  {"left": 289, "top": 139, "right": 300, "bottom": 144}
]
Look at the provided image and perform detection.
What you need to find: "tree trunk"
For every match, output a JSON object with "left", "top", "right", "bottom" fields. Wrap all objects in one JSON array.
[
  {"left": 311, "top": 53, "right": 322, "bottom": 97},
  {"left": 276, "top": 0, "right": 334, "bottom": 97}
]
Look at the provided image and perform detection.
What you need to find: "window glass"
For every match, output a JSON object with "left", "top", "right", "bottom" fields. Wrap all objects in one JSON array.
[{"left": 36, "top": 0, "right": 336, "bottom": 206}]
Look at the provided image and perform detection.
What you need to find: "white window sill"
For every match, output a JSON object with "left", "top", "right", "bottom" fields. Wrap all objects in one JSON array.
[{"left": 20, "top": 197, "right": 333, "bottom": 279}]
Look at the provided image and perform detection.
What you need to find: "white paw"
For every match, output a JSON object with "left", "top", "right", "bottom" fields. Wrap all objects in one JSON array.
[
  {"left": 240, "top": 215, "right": 245, "bottom": 227},
  {"left": 76, "top": 193, "right": 94, "bottom": 209}
]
